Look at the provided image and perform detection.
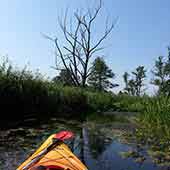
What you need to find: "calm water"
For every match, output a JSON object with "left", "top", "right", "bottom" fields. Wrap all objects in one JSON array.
[
  {"left": 83, "top": 128, "right": 163, "bottom": 170},
  {"left": 0, "top": 118, "right": 169, "bottom": 170}
]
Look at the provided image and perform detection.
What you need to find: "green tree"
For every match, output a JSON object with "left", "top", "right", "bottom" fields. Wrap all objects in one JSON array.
[
  {"left": 88, "top": 57, "right": 118, "bottom": 91},
  {"left": 152, "top": 56, "right": 166, "bottom": 95},
  {"left": 128, "top": 79, "right": 136, "bottom": 96},
  {"left": 132, "top": 66, "right": 146, "bottom": 96},
  {"left": 52, "top": 69, "right": 74, "bottom": 86},
  {"left": 152, "top": 47, "right": 170, "bottom": 95},
  {"left": 123, "top": 66, "right": 146, "bottom": 96}
]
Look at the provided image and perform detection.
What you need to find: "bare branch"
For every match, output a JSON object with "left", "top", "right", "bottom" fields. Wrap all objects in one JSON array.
[
  {"left": 63, "top": 47, "right": 86, "bottom": 69},
  {"left": 41, "top": 33, "right": 55, "bottom": 42},
  {"left": 89, "top": 0, "right": 102, "bottom": 27},
  {"left": 49, "top": 0, "right": 115, "bottom": 87},
  {"left": 54, "top": 39, "right": 72, "bottom": 76},
  {"left": 90, "top": 47, "right": 105, "bottom": 56},
  {"left": 90, "top": 23, "right": 114, "bottom": 53}
]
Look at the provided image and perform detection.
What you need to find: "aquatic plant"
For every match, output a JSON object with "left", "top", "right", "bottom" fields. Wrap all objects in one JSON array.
[{"left": 138, "top": 96, "right": 170, "bottom": 140}]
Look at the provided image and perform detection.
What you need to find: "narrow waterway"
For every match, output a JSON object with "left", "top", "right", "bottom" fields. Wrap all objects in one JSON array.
[{"left": 0, "top": 117, "right": 169, "bottom": 170}]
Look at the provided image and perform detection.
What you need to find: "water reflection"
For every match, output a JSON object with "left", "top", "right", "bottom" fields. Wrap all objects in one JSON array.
[
  {"left": 83, "top": 127, "right": 169, "bottom": 170},
  {"left": 1, "top": 119, "right": 170, "bottom": 170}
]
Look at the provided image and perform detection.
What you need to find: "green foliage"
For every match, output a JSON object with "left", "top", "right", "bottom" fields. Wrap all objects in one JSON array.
[
  {"left": 52, "top": 69, "right": 74, "bottom": 86},
  {"left": 58, "top": 86, "right": 88, "bottom": 115},
  {"left": 0, "top": 59, "right": 84, "bottom": 124},
  {"left": 0, "top": 58, "right": 119, "bottom": 127},
  {"left": 138, "top": 96, "right": 170, "bottom": 140},
  {"left": 88, "top": 57, "right": 118, "bottom": 91},
  {"left": 131, "top": 96, "right": 170, "bottom": 166},
  {"left": 123, "top": 66, "right": 146, "bottom": 96},
  {"left": 113, "top": 94, "right": 146, "bottom": 112},
  {"left": 86, "top": 91, "right": 115, "bottom": 111},
  {"left": 132, "top": 66, "right": 146, "bottom": 96},
  {"left": 152, "top": 48, "right": 170, "bottom": 96}
]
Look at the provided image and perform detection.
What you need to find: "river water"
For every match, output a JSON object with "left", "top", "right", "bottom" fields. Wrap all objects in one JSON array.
[{"left": 0, "top": 118, "right": 169, "bottom": 170}]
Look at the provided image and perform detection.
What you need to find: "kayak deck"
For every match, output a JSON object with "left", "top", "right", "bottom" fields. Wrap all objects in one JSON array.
[{"left": 17, "top": 133, "right": 87, "bottom": 170}]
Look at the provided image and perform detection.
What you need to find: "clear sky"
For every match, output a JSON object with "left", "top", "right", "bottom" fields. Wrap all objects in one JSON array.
[{"left": 0, "top": 0, "right": 170, "bottom": 94}]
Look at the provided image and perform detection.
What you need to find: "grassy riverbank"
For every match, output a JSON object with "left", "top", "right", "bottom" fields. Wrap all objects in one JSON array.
[
  {"left": 1, "top": 59, "right": 170, "bottom": 164},
  {"left": 0, "top": 60, "right": 117, "bottom": 127},
  {"left": 0, "top": 59, "right": 147, "bottom": 127},
  {"left": 86, "top": 96, "right": 170, "bottom": 166},
  {"left": 132, "top": 96, "right": 170, "bottom": 165}
]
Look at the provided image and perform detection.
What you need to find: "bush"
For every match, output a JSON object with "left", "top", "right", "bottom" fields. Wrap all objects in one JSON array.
[
  {"left": 113, "top": 94, "right": 146, "bottom": 112},
  {"left": 86, "top": 91, "right": 115, "bottom": 111},
  {"left": 0, "top": 59, "right": 119, "bottom": 126},
  {"left": 0, "top": 57, "right": 151, "bottom": 128}
]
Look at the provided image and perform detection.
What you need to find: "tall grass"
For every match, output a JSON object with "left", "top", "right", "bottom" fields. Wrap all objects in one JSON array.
[
  {"left": 0, "top": 58, "right": 119, "bottom": 127},
  {"left": 86, "top": 91, "right": 115, "bottom": 111},
  {"left": 3, "top": 57, "right": 165, "bottom": 130},
  {"left": 138, "top": 96, "right": 170, "bottom": 140},
  {"left": 112, "top": 94, "right": 146, "bottom": 112}
]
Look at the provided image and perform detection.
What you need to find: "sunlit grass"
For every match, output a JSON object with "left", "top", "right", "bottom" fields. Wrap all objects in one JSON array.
[{"left": 138, "top": 96, "right": 170, "bottom": 140}]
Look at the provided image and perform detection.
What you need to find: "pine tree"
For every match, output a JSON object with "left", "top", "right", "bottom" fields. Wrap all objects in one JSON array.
[{"left": 88, "top": 57, "right": 118, "bottom": 91}]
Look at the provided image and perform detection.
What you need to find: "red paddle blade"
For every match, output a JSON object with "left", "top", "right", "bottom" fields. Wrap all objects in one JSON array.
[{"left": 54, "top": 131, "right": 74, "bottom": 141}]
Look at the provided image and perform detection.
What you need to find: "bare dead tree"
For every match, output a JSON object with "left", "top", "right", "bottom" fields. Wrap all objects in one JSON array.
[{"left": 48, "top": 0, "right": 116, "bottom": 87}]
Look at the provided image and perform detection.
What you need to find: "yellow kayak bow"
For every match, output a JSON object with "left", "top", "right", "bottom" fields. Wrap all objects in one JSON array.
[{"left": 17, "top": 131, "right": 88, "bottom": 170}]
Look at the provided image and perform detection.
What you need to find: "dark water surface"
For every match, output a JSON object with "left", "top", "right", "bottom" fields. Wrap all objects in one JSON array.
[{"left": 0, "top": 118, "right": 169, "bottom": 170}]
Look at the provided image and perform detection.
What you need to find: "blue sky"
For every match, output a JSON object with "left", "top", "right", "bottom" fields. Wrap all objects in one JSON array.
[{"left": 0, "top": 0, "right": 170, "bottom": 94}]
